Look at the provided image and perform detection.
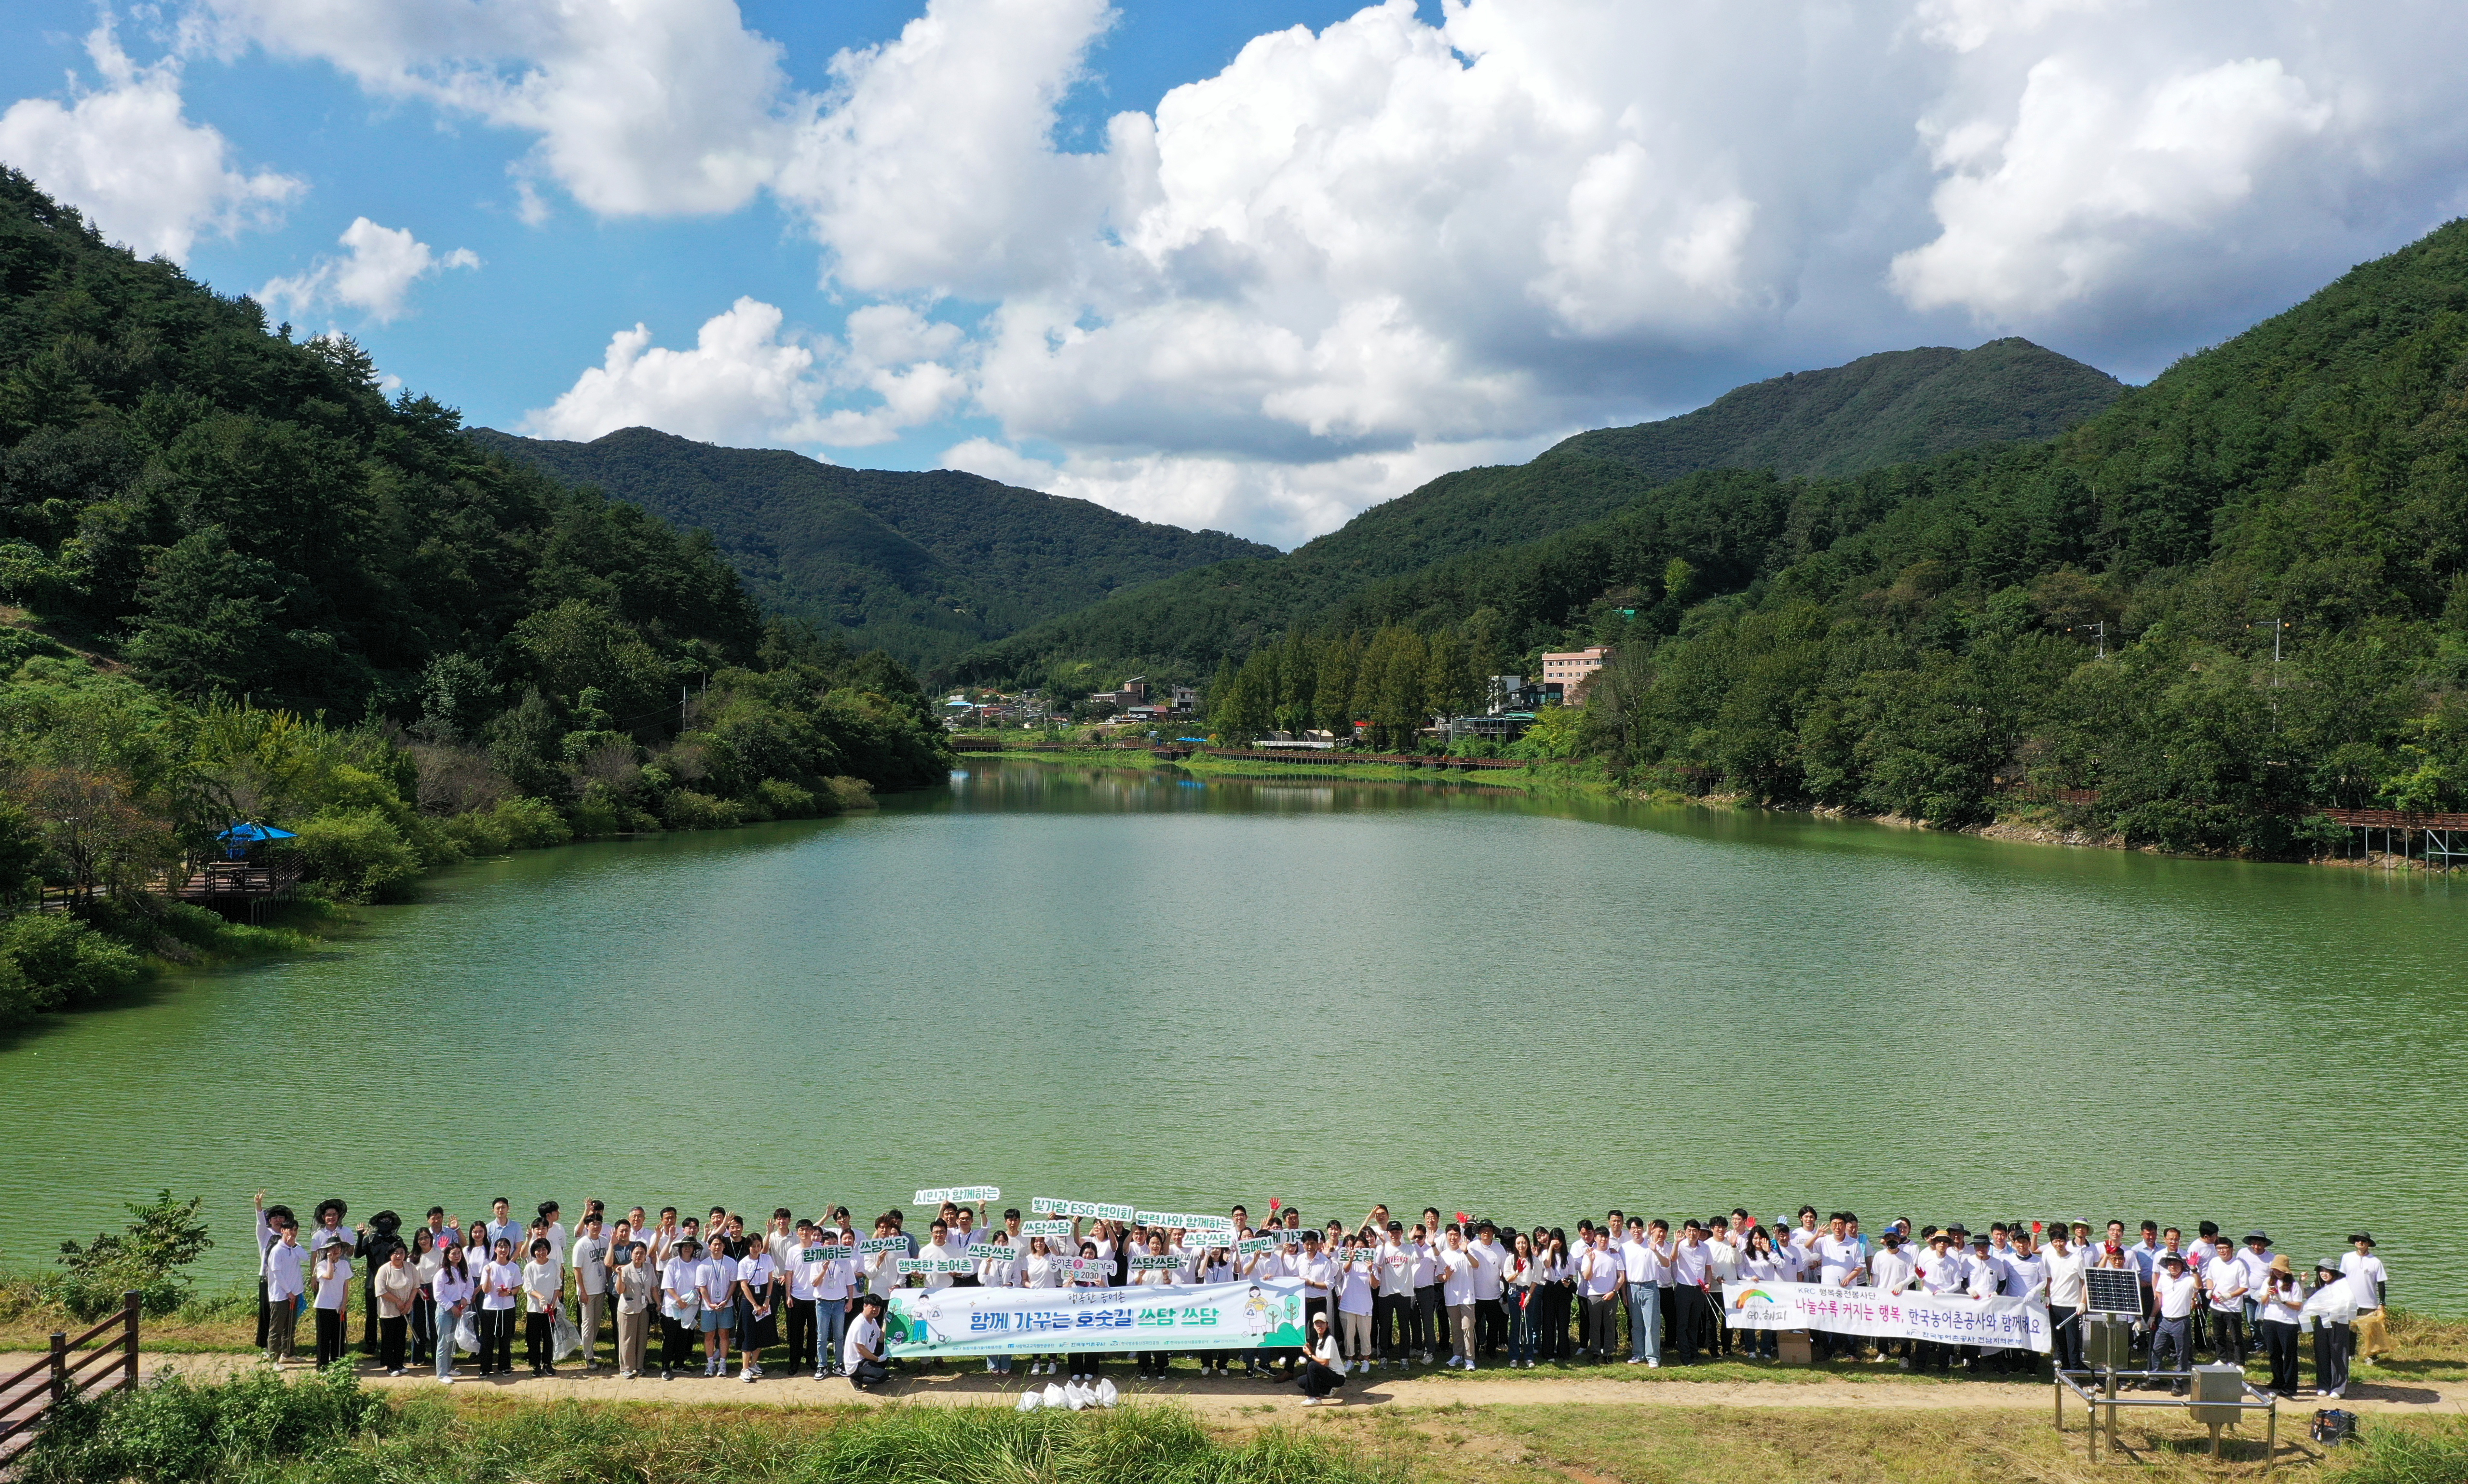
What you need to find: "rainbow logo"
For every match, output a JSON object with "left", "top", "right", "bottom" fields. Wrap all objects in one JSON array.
[{"left": 1731, "top": 1289, "right": 1781, "bottom": 1310}]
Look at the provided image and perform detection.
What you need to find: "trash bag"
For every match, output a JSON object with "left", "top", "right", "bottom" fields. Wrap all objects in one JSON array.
[
  {"left": 1016, "top": 1390, "right": 1042, "bottom": 1411},
  {"left": 1064, "top": 1382, "right": 1091, "bottom": 1411},
  {"left": 1095, "top": 1377, "right": 1119, "bottom": 1408},
  {"left": 551, "top": 1309, "right": 581, "bottom": 1362},
  {"left": 454, "top": 1313, "right": 479, "bottom": 1356},
  {"left": 1043, "top": 1382, "right": 1066, "bottom": 1408}
]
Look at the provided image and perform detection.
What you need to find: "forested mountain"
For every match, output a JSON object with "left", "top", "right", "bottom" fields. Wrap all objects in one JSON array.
[
  {"left": 950, "top": 340, "right": 2119, "bottom": 687},
  {"left": 469, "top": 426, "right": 1273, "bottom": 669},
  {"left": 1194, "top": 217, "right": 2468, "bottom": 855},
  {"left": 0, "top": 168, "right": 949, "bottom": 1026}
]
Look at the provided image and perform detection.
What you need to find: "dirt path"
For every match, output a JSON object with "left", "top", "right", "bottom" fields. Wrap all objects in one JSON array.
[{"left": 19, "top": 1352, "right": 2460, "bottom": 1421}]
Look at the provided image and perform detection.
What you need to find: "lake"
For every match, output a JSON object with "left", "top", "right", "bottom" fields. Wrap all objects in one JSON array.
[{"left": 0, "top": 760, "right": 2457, "bottom": 1305}]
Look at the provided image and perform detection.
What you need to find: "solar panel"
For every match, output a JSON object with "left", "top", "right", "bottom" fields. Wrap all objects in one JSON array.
[{"left": 2084, "top": 1267, "right": 2143, "bottom": 1316}]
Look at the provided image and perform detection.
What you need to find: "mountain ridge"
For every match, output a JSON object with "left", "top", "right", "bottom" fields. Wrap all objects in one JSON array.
[{"left": 468, "top": 426, "right": 1275, "bottom": 670}]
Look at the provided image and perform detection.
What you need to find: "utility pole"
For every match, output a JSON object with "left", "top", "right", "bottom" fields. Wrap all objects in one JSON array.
[
  {"left": 681, "top": 685, "right": 689, "bottom": 732},
  {"left": 2273, "top": 617, "right": 2285, "bottom": 686}
]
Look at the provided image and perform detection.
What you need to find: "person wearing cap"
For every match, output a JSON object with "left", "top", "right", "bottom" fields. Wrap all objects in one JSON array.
[
  {"left": 2149, "top": 1253, "right": 2199, "bottom": 1394},
  {"left": 1962, "top": 1232, "right": 2001, "bottom": 1374},
  {"left": 1910, "top": 1231, "right": 1963, "bottom": 1374},
  {"left": 844, "top": 1292, "right": 891, "bottom": 1390},
  {"left": 2303, "top": 1259, "right": 2356, "bottom": 1399},
  {"left": 2256, "top": 1255, "right": 2306, "bottom": 1397},
  {"left": 2341, "top": 1233, "right": 2389, "bottom": 1365},
  {"left": 1438, "top": 1225, "right": 1480, "bottom": 1370},
  {"left": 2043, "top": 1225, "right": 2088, "bottom": 1375}
]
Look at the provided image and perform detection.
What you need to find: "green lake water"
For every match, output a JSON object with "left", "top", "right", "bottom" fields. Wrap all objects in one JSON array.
[{"left": 0, "top": 761, "right": 2459, "bottom": 1306}]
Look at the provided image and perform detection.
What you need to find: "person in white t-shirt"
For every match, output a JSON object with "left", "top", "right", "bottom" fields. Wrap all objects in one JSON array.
[
  {"left": 478, "top": 1237, "right": 522, "bottom": 1377},
  {"left": 1619, "top": 1218, "right": 1665, "bottom": 1367},
  {"left": 1437, "top": 1227, "right": 1479, "bottom": 1370},
  {"left": 521, "top": 1238, "right": 565, "bottom": 1377},
  {"left": 696, "top": 1241, "right": 737, "bottom": 1378},
  {"left": 734, "top": 1240, "right": 777, "bottom": 1382},
  {"left": 2043, "top": 1227, "right": 2090, "bottom": 1375},
  {"left": 2342, "top": 1233, "right": 2389, "bottom": 1365},
  {"left": 844, "top": 1292, "right": 891, "bottom": 1389},
  {"left": 1298, "top": 1310, "right": 1347, "bottom": 1405},
  {"left": 658, "top": 1237, "right": 704, "bottom": 1380},
  {"left": 311, "top": 1233, "right": 354, "bottom": 1370},
  {"left": 1574, "top": 1228, "right": 1620, "bottom": 1362},
  {"left": 570, "top": 1214, "right": 610, "bottom": 1373},
  {"left": 2149, "top": 1254, "right": 2200, "bottom": 1392},
  {"left": 1337, "top": 1231, "right": 1378, "bottom": 1369},
  {"left": 2202, "top": 1237, "right": 2249, "bottom": 1366}
]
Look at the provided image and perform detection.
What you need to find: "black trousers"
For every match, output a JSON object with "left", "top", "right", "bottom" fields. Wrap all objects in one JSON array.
[
  {"left": 1671, "top": 1286, "right": 1708, "bottom": 1365},
  {"left": 411, "top": 1294, "right": 437, "bottom": 1356},
  {"left": 1296, "top": 1298, "right": 1328, "bottom": 1369},
  {"left": 1373, "top": 1294, "right": 1410, "bottom": 1357},
  {"left": 1413, "top": 1286, "right": 1444, "bottom": 1355},
  {"left": 1301, "top": 1359, "right": 1346, "bottom": 1398},
  {"left": 1548, "top": 1284, "right": 1575, "bottom": 1359},
  {"left": 313, "top": 1306, "right": 346, "bottom": 1368},
  {"left": 526, "top": 1311, "right": 553, "bottom": 1370},
  {"left": 787, "top": 1295, "right": 817, "bottom": 1370},
  {"left": 2261, "top": 1320, "right": 2301, "bottom": 1394},
  {"left": 2208, "top": 1311, "right": 2244, "bottom": 1364},
  {"left": 379, "top": 1315, "right": 407, "bottom": 1371},
  {"left": 482, "top": 1308, "right": 516, "bottom": 1373},
  {"left": 664, "top": 1315, "right": 699, "bottom": 1374},
  {"left": 2049, "top": 1306, "right": 2083, "bottom": 1373},
  {"left": 2313, "top": 1321, "right": 2350, "bottom": 1396},
  {"left": 256, "top": 1279, "right": 270, "bottom": 1347}
]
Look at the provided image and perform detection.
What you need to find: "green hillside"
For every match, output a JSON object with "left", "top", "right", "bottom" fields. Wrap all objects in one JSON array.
[
  {"left": 1195, "top": 217, "right": 2468, "bottom": 856},
  {"left": 951, "top": 340, "right": 2119, "bottom": 686},
  {"left": 469, "top": 426, "right": 1273, "bottom": 669},
  {"left": 0, "top": 169, "right": 949, "bottom": 1028}
]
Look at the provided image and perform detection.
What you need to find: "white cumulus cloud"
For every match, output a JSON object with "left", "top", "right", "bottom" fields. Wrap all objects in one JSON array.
[
  {"left": 260, "top": 216, "right": 478, "bottom": 323},
  {"left": 0, "top": 19, "right": 301, "bottom": 262},
  {"left": 194, "top": 0, "right": 793, "bottom": 216},
  {"left": 521, "top": 296, "right": 967, "bottom": 449}
]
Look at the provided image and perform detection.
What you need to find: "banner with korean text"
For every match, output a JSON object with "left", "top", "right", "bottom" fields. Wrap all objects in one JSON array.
[
  {"left": 885, "top": 1278, "right": 1308, "bottom": 1358},
  {"left": 1722, "top": 1282, "right": 2050, "bottom": 1353}
]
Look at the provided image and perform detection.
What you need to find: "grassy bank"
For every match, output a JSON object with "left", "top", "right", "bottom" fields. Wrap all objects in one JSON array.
[{"left": 21, "top": 1367, "right": 2468, "bottom": 1484}]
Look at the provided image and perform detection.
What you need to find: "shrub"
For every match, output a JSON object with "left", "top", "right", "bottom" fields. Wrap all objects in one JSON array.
[
  {"left": 436, "top": 796, "right": 575, "bottom": 855},
  {"left": 49, "top": 1190, "right": 211, "bottom": 1319},
  {"left": 283, "top": 809, "right": 421, "bottom": 903},
  {"left": 23, "top": 1363, "right": 387, "bottom": 1484},
  {"left": 755, "top": 777, "right": 817, "bottom": 818},
  {"left": 661, "top": 789, "right": 743, "bottom": 830},
  {"left": 0, "top": 912, "right": 143, "bottom": 1012},
  {"left": 825, "top": 775, "right": 876, "bottom": 810}
]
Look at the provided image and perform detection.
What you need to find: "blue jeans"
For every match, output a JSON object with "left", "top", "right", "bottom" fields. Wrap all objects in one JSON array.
[
  {"left": 1629, "top": 1284, "right": 1661, "bottom": 1363},
  {"left": 436, "top": 1306, "right": 462, "bottom": 1378},
  {"left": 1508, "top": 1292, "right": 1537, "bottom": 1362},
  {"left": 815, "top": 1298, "right": 847, "bottom": 1373}
]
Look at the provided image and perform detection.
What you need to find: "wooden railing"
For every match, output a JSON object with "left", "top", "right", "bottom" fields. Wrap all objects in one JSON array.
[{"left": 0, "top": 1291, "right": 140, "bottom": 1467}]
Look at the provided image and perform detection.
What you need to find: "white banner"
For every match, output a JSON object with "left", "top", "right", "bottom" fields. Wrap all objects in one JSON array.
[
  {"left": 886, "top": 1278, "right": 1308, "bottom": 1357},
  {"left": 1723, "top": 1282, "right": 2050, "bottom": 1353},
  {"left": 1031, "top": 1198, "right": 1133, "bottom": 1221},
  {"left": 1134, "top": 1210, "right": 1234, "bottom": 1232},
  {"left": 916, "top": 1186, "right": 999, "bottom": 1204}
]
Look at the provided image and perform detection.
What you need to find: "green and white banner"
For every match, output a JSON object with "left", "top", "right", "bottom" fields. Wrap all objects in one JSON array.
[
  {"left": 916, "top": 1186, "right": 1000, "bottom": 1204},
  {"left": 1128, "top": 1254, "right": 1181, "bottom": 1271},
  {"left": 1235, "top": 1236, "right": 1279, "bottom": 1257},
  {"left": 1031, "top": 1198, "right": 1133, "bottom": 1221},
  {"left": 1019, "top": 1220, "right": 1073, "bottom": 1238},
  {"left": 1722, "top": 1282, "right": 2050, "bottom": 1353},
  {"left": 1134, "top": 1210, "right": 1234, "bottom": 1232},
  {"left": 885, "top": 1277, "right": 1308, "bottom": 1358},
  {"left": 974, "top": 1244, "right": 1019, "bottom": 1263},
  {"left": 859, "top": 1238, "right": 909, "bottom": 1255},
  {"left": 897, "top": 1256, "right": 976, "bottom": 1276}
]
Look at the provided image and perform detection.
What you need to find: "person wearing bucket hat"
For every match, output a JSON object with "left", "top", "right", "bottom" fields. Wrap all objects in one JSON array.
[
  {"left": 2149, "top": 1253, "right": 2197, "bottom": 1393},
  {"left": 2342, "top": 1233, "right": 2390, "bottom": 1365},
  {"left": 2256, "top": 1254, "right": 2306, "bottom": 1396},
  {"left": 2305, "top": 1258, "right": 2356, "bottom": 1399}
]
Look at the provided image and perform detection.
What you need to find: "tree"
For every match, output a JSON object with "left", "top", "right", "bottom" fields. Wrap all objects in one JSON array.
[
  {"left": 121, "top": 526, "right": 287, "bottom": 700},
  {"left": 53, "top": 1189, "right": 212, "bottom": 1318}
]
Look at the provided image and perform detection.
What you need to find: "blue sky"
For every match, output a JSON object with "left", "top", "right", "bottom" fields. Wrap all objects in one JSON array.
[{"left": 3, "top": 0, "right": 2465, "bottom": 546}]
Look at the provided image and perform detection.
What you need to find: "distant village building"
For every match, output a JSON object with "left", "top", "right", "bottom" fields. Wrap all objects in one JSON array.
[
  {"left": 1447, "top": 713, "right": 1533, "bottom": 745},
  {"left": 1486, "top": 675, "right": 1529, "bottom": 713},
  {"left": 1538, "top": 647, "right": 1613, "bottom": 703}
]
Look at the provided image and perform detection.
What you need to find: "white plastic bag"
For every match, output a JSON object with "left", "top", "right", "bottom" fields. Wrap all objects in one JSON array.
[
  {"left": 1094, "top": 1377, "right": 1119, "bottom": 1408},
  {"left": 1016, "top": 1390, "right": 1042, "bottom": 1412},
  {"left": 453, "top": 1313, "right": 479, "bottom": 1356},
  {"left": 1042, "top": 1382, "right": 1066, "bottom": 1408},
  {"left": 1064, "top": 1382, "right": 1091, "bottom": 1411},
  {"left": 551, "top": 1309, "right": 581, "bottom": 1363}
]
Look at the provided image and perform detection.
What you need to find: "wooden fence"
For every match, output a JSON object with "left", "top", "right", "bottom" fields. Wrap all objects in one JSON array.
[{"left": 0, "top": 1291, "right": 141, "bottom": 1468}]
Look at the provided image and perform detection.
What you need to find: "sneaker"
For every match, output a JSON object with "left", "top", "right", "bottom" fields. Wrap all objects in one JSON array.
[
  {"left": 1647, "top": 1360, "right": 1659, "bottom": 1369},
  {"left": 439, "top": 1374, "right": 458, "bottom": 1384}
]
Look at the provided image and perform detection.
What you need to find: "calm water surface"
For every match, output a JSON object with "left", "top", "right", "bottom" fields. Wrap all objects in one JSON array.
[{"left": 1, "top": 762, "right": 2459, "bottom": 1304}]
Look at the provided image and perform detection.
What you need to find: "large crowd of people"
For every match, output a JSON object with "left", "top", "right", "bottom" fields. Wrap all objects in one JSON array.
[{"left": 248, "top": 1192, "right": 2396, "bottom": 1404}]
